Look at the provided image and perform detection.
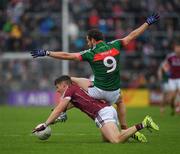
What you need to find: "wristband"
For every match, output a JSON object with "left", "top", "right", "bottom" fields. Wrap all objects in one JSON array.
[{"left": 46, "top": 51, "right": 50, "bottom": 56}]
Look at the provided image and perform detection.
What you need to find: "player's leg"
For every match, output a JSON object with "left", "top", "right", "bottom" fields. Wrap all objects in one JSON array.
[
  {"left": 96, "top": 107, "right": 158, "bottom": 143},
  {"left": 116, "top": 97, "right": 127, "bottom": 129},
  {"left": 103, "top": 89, "right": 128, "bottom": 129},
  {"left": 71, "top": 77, "right": 92, "bottom": 91},
  {"left": 168, "top": 79, "right": 179, "bottom": 115},
  {"left": 100, "top": 122, "right": 146, "bottom": 143},
  {"left": 175, "top": 80, "right": 180, "bottom": 113},
  {"left": 100, "top": 122, "right": 130, "bottom": 143},
  {"left": 160, "top": 92, "right": 167, "bottom": 115},
  {"left": 160, "top": 83, "right": 169, "bottom": 115},
  {"left": 112, "top": 93, "right": 145, "bottom": 142},
  {"left": 95, "top": 106, "right": 147, "bottom": 143},
  {"left": 174, "top": 90, "right": 180, "bottom": 113},
  {"left": 115, "top": 99, "right": 147, "bottom": 142},
  {"left": 164, "top": 90, "right": 177, "bottom": 115},
  {"left": 167, "top": 79, "right": 177, "bottom": 115},
  {"left": 96, "top": 106, "right": 126, "bottom": 143},
  {"left": 88, "top": 86, "right": 141, "bottom": 142},
  {"left": 103, "top": 89, "right": 147, "bottom": 143}
]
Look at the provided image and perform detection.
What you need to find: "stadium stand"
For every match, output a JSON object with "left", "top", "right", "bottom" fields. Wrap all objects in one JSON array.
[{"left": 0, "top": 0, "right": 179, "bottom": 103}]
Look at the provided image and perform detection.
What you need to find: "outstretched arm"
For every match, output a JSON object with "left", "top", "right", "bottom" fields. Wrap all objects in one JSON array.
[
  {"left": 121, "top": 23, "right": 149, "bottom": 46},
  {"left": 71, "top": 77, "right": 92, "bottom": 91},
  {"left": 121, "top": 13, "right": 159, "bottom": 46},
  {"left": 45, "top": 98, "right": 70, "bottom": 125},
  {"left": 32, "top": 98, "right": 70, "bottom": 133},
  {"left": 48, "top": 51, "right": 80, "bottom": 61},
  {"left": 30, "top": 49, "right": 81, "bottom": 61}
]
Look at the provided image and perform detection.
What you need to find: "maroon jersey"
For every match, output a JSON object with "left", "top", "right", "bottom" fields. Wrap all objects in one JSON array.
[
  {"left": 166, "top": 53, "right": 180, "bottom": 79},
  {"left": 63, "top": 84, "right": 109, "bottom": 120}
]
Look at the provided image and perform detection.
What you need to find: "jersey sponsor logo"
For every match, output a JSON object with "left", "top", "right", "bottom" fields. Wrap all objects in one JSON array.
[{"left": 93, "top": 48, "right": 120, "bottom": 62}]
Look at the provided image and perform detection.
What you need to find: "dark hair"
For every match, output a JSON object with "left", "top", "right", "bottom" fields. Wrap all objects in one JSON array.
[
  {"left": 54, "top": 75, "right": 72, "bottom": 85},
  {"left": 87, "top": 29, "right": 104, "bottom": 41}
]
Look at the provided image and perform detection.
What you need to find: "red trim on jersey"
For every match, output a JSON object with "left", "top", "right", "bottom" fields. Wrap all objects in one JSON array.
[
  {"left": 93, "top": 48, "right": 120, "bottom": 62},
  {"left": 74, "top": 53, "right": 82, "bottom": 61},
  {"left": 95, "top": 40, "right": 103, "bottom": 44},
  {"left": 120, "top": 39, "right": 126, "bottom": 47}
]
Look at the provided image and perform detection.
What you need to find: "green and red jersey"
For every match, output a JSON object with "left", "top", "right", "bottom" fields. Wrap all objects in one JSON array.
[{"left": 77, "top": 40, "right": 123, "bottom": 91}]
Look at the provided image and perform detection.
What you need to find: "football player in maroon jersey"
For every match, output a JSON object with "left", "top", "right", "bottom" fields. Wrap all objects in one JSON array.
[{"left": 33, "top": 75, "right": 159, "bottom": 143}]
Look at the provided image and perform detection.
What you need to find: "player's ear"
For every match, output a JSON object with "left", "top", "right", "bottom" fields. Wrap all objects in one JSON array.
[{"left": 91, "top": 38, "right": 97, "bottom": 45}]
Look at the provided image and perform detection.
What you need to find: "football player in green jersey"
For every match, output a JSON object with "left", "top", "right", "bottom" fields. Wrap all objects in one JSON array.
[{"left": 30, "top": 13, "right": 159, "bottom": 142}]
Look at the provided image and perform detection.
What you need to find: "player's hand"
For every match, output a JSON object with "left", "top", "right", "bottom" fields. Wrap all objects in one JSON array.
[
  {"left": 32, "top": 123, "right": 47, "bottom": 133},
  {"left": 30, "top": 49, "right": 49, "bottom": 58},
  {"left": 55, "top": 112, "right": 68, "bottom": 123},
  {"left": 146, "top": 13, "right": 160, "bottom": 25}
]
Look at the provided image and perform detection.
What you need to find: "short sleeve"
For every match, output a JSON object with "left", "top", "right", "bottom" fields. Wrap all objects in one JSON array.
[
  {"left": 107, "top": 39, "right": 123, "bottom": 50},
  {"left": 79, "top": 49, "right": 92, "bottom": 61}
]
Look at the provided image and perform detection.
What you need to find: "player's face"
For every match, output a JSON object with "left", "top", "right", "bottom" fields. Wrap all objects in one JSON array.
[
  {"left": 86, "top": 36, "right": 93, "bottom": 48},
  {"left": 174, "top": 45, "right": 180, "bottom": 56},
  {"left": 55, "top": 83, "right": 67, "bottom": 94}
]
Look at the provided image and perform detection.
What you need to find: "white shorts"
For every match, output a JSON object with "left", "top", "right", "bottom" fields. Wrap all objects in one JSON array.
[
  {"left": 95, "top": 106, "right": 119, "bottom": 128},
  {"left": 88, "top": 86, "right": 121, "bottom": 105},
  {"left": 168, "top": 78, "right": 180, "bottom": 91},
  {"left": 162, "top": 82, "right": 169, "bottom": 92}
]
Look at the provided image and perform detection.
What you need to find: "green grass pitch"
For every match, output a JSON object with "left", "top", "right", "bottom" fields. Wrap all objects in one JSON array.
[{"left": 0, "top": 105, "right": 180, "bottom": 154}]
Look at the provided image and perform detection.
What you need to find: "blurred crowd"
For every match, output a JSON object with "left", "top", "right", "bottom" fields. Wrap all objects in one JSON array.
[{"left": 0, "top": 0, "right": 180, "bottom": 102}]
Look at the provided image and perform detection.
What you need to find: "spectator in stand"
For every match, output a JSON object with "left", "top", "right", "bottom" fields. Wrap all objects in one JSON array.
[
  {"left": 0, "top": 0, "right": 179, "bottom": 92},
  {"left": 88, "top": 9, "right": 100, "bottom": 28}
]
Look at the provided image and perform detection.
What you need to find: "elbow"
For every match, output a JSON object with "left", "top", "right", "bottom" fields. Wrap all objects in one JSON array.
[
  {"left": 121, "top": 34, "right": 135, "bottom": 46},
  {"left": 121, "top": 39, "right": 129, "bottom": 46}
]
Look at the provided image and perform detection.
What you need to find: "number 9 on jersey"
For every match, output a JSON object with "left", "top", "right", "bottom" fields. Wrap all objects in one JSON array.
[{"left": 103, "top": 56, "right": 117, "bottom": 73}]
